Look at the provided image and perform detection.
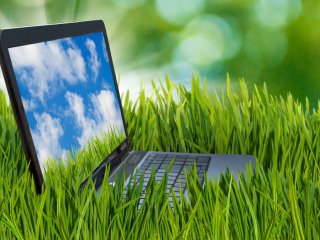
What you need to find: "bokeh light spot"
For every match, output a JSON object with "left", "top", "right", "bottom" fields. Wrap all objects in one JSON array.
[
  {"left": 155, "top": 0, "right": 205, "bottom": 25},
  {"left": 173, "top": 15, "right": 241, "bottom": 66},
  {"left": 255, "top": 0, "right": 302, "bottom": 28},
  {"left": 113, "top": 0, "right": 146, "bottom": 8},
  {"left": 174, "top": 35, "right": 223, "bottom": 66}
]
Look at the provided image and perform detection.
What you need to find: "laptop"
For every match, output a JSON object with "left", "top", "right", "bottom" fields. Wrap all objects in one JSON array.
[{"left": 0, "top": 20, "right": 255, "bottom": 203}]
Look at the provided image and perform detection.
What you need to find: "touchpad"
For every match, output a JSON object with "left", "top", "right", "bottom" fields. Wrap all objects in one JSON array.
[{"left": 207, "top": 154, "right": 255, "bottom": 182}]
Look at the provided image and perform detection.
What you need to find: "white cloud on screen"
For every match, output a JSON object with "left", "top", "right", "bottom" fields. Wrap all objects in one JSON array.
[
  {"left": 85, "top": 39, "right": 100, "bottom": 82},
  {"left": 22, "top": 97, "right": 37, "bottom": 112},
  {"left": 101, "top": 38, "right": 109, "bottom": 62},
  {"left": 31, "top": 112, "right": 66, "bottom": 170},
  {"left": 65, "top": 91, "right": 96, "bottom": 147},
  {"left": 65, "top": 89, "right": 124, "bottom": 147},
  {"left": 9, "top": 39, "right": 86, "bottom": 104}
]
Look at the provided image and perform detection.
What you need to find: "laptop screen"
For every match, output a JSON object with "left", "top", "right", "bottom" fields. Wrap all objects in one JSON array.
[{"left": 8, "top": 32, "right": 126, "bottom": 174}]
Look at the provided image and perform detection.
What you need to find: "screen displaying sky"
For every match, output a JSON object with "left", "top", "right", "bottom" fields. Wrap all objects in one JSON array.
[{"left": 9, "top": 32, "right": 125, "bottom": 173}]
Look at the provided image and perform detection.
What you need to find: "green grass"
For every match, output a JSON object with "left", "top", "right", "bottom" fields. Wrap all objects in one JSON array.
[{"left": 1, "top": 75, "right": 320, "bottom": 239}]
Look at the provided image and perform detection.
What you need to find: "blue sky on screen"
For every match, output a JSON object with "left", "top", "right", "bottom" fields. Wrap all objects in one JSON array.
[{"left": 9, "top": 32, "right": 125, "bottom": 171}]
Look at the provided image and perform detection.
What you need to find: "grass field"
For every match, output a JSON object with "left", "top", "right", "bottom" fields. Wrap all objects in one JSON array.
[{"left": 0, "top": 75, "right": 320, "bottom": 239}]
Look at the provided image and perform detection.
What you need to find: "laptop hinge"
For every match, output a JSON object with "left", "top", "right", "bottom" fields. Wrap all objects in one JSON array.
[{"left": 80, "top": 140, "right": 131, "bottom": 190}]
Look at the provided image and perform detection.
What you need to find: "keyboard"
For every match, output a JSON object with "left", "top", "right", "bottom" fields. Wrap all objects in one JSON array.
[{"left": 125, "top": 152, "right": 211, "bottom": 207}]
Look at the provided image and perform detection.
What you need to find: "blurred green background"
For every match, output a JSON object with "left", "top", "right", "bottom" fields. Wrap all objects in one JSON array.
[{"left": 0, "top": 0, "right": 319, "bottom": 106}]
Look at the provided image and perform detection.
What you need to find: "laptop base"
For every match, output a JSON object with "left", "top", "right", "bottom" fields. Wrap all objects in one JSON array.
[{"left": 102, "top": 151, "right": 254, "bottom": 205}]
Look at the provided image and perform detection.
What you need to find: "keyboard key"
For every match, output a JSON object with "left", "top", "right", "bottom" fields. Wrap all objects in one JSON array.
[
  {"left": 178, "top": 175, "right": 186, "bottom": 181},
  {"left": 164, "top": 158, "right": 174, "bottom": 163},
  {"left": 174, "top": 191, "right": 180, "bottom": 198},
  {"left": 168, "top": 176, "right": 176, "bottom": 181},
  {"left": 173, "top": 186, "right": 181, "bottom": 193},
  {"left": 144, "top": 173, "right": 151, "bottom": 178},
  {"left": 156, "top": 172, "right": 165, "bottom": 177},
  {"left": 159, "top": 164, "right": 167, "bottom": 169},
  {"left": 179, "top": 181, "right": 186, "bottom": 187},
  {"left": 184, "top": 160, "right": 193, "bottom": 165},
  {"left": 150, "top": 163, "right": 160, "bottom": 169},
  {"left": 183, "top": 167, "right": 192, "bottom": 174},
  {"left": 170, "top": 165, "right": 181, "bottom": 173},
  {"left": 140, "top": 165, "right": 148, "bottom": 170},
  {"left": 197, "top": 156, "right": 210, "bottom": 161},
  {"left": 152, "top": 160, "right": 162, "bottom": 164},
  {"left": 168, "top": 179, "right": 174, "bottom": 185},
  {"left": 201, "top": 166, "right": 207, "bottom": 171},
  {"left": 174, "top": 161, "right": 184, "bottom": 165},
  {"left": 179, "top": 175, "right": 186, "bottom": 181}
]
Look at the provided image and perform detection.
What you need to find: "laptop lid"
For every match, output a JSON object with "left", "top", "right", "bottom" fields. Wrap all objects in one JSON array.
[{"left": 0, "top": 20, "right": 129, "bottom": 193}]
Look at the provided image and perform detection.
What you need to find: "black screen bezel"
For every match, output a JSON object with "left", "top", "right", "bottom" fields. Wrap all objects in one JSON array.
[{"left": 0, "top": 20, "right": 130, "bottom": 193}]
